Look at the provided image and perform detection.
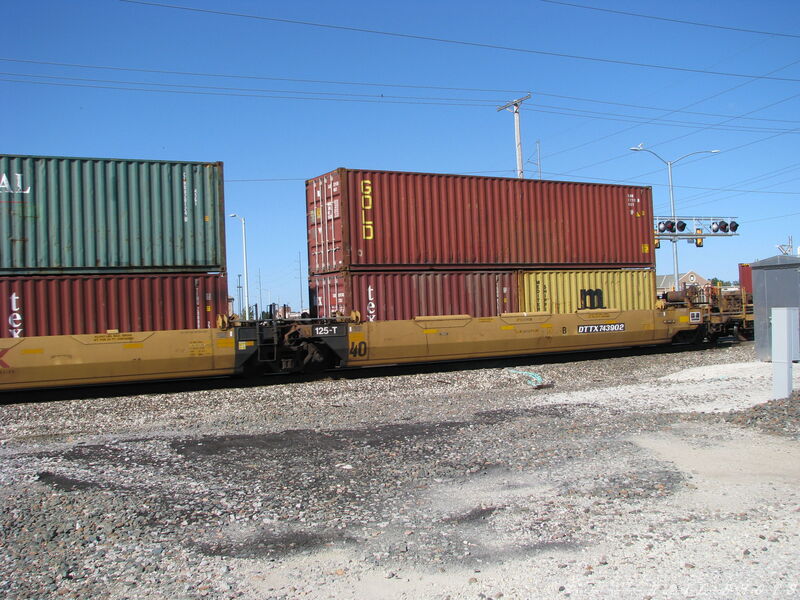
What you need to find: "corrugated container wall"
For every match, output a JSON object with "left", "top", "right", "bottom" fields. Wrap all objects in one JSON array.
[
  {"left": 307, "top": 169, "right": 654, "bottom": 273},
  {"left": 738, "top": 263, "right": 753, "bottom": 294},
  {"left": 0, "top": 154, "right": 225, "bottom": 273},
  {"left": 309, "top": 270, "right": 520, "bottom": 321},
  {"left": 520, "top": 270, "right": 656, "bottom": 314},
  {"left": 0, "top": 273, "right": 228, "bottom": 338}
]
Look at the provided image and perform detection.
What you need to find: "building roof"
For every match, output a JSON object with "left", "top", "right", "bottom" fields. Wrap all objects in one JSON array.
[
  {"left": 751, "top": 255, "right": 800, "bottom": 269},
  {"left": 656, "top": 271, "right": 703, "bottom": 288}
]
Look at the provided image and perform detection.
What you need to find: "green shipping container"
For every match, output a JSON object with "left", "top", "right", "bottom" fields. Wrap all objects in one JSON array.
[
  {"left": 0, "top": 154, "right": 225, "bottom": 273},
  {"left": 520, "top": 269, "right": 656, "bottom": 314}
]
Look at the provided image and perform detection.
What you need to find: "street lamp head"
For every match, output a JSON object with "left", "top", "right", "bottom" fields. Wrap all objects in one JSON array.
[
  {"left": 229, "top": 213, "right": 238, "bottom": 218},
  {"left": 629, "top": 144, "right": 644, "bottom": 152},
  {"left": 710, "top": 149, "right": 720, "bottom": 153}
]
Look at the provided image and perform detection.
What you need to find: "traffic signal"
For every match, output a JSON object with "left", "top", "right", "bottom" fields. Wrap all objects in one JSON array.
[
  {"left": 664, "top": 220, "right": 675, "bottom": 232},
  {"left": 695, "top": 228, "right": 703, "bottom": 247},
  {"left": 730, "top": 220, "right": 739, "bottom": 232},
  {"left": 654, "top": 237, "right": 660, "bottom": 249},
  {"left": 676, "top": 220, "right": 687, "bottom": 232},
  {"left": 718, "top": 220, "right": 729, "bottom": 233}
]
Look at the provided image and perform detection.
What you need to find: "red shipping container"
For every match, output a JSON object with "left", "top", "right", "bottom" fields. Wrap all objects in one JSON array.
[
  {"left": 309, "top": 270, "right": 519, "bottom": 321},
  {"left": 738, "top": 263, "right": 753, "bottom": 294},
  {"left": 0, "top": 273, "right": 228, "bottom": 338},
  {"left": 307, "top": 169, "right": 654, "bottom": 274}
]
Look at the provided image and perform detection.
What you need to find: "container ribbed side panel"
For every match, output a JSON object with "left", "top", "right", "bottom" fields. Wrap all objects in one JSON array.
[
  {"left": 309, "top": 270, "right": 519, "bottom": 321},
  {"left": 738, "top": 263, "right": 753, "bottom": 294},
  {"left": 306, "top": 169, "right": 654, "bottom": 274},
  {"left": 0, "top": 273, "right": 228, "bottom": 338},
  {"left": 519, "top": 270, "right": 656, "bottom": 314},
  {"left": 0, "top": 154, "right": 225, "bottom": 273}
]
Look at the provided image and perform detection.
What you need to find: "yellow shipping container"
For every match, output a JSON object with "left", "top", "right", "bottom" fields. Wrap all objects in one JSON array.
[{"left": 520, "top": 270, "right": 656, "bottom": 314}]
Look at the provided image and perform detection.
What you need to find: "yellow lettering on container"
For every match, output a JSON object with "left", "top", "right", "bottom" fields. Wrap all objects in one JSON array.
[{"left": 360, "top": 180, "right": 374, "bottom": 240}]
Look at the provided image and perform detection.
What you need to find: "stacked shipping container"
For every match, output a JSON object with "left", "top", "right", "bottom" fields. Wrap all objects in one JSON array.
[
  {"left": 1, "top": 154, "right": 227, "bottom": 338},
  {"left": 306, "top": 168, "right": 656, "bottom": 321}
]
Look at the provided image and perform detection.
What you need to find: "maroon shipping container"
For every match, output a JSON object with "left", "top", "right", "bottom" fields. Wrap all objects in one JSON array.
[
  {"left": 309, "top": 270, "right": 520, "bottom": 321},
  {"left": 1, "top": 273, "right": 228, "bottom": 338},
  {"left": 738, "top": 263, "right": 753, "bottom": 293},
  {"left": 307, "top": 169, "right": 654, "bottom": 274}
]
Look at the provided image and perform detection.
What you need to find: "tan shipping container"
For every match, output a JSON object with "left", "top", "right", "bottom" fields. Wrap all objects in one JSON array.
[{"left": 520, "top": 269, "right": 655, "bottom": 314}]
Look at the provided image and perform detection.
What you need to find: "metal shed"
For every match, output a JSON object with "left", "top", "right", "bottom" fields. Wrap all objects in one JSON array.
[{"left": 751, "top": 255, "right": 800, "bottom": 360}]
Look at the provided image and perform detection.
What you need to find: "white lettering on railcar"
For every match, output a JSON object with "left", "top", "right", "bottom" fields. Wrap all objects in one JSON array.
[
  {"left": 0, "top": 173, "right": 31, "bottom": 194},
  {"left": 8, "top": 292, "right": 23, "bottom": 337},
  {"left": 366, "top": 285, "right": 377, "bottom": 322},
  {"left": 577, "top": 323, "right": 625, "bottom": 334},
  {"left": 182, "top": 172, "right": 189, "bottom": 223}
]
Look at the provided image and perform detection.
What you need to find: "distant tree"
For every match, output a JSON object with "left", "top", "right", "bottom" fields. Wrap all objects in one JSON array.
[{"left": 710, "top": 277, "right": 733, "bottom": 286}]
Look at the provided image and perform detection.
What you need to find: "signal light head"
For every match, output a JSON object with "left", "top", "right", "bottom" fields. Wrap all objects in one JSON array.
[
  {"left": 729, "top": 220, "right": 739, "bottom": 232},
  {"left": 676, "top": 220, "right": 687, "bottom": 232},
  {"left": 711, "top": 222, "right": 720, "bottom": 232},
  {"left": 664, "top": 220, "right": 675, "bottom": 232},
  {"left": 718, "top": 220, "right": 729, "bottom": 233},
  {"left": 657, "top": 221, "right": 666, "bottom": 232}
]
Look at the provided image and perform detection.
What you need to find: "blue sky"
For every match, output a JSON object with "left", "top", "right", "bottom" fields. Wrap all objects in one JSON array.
[{"left": 6, "top": 0, "right": 800, "bottom": 310}]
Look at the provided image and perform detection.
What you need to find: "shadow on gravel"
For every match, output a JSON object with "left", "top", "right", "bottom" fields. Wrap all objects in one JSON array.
[
  {"left": 200, "top": 529, "right": 354, "bottom": 559},
  {"left": 172, "top": 404, "right": 584, "bottom": 458},
  {"left": 443, "top": 506, "right": 500, "bottom": 523},
  {"left": 36, "top": 471, "right": 101, "bottom": 492},
  {"left": 560, "top": 468, "right": 684, "bottom": 500}
]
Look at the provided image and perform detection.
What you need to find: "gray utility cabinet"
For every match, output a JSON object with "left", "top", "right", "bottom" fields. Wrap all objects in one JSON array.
[{"left": 751, "top": 255, "right": 800, "bottom": 361}]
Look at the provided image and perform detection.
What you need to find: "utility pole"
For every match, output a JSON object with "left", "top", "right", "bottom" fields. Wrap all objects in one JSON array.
[
  {"left": 258, "top": 268, "right": 264, "bottom": 319},
  {"left": 536, "top": 139, "right": 542, "bottom": 179},
  {"left": 236, "top": 274, "right": 243, "bottom": 317},
  {"left": 497, "top": 93, "right": 531, "bottom": 179},
  {"left": 229, "top": 214, "right": 250, "bottom": 319},
  {"left": 298, "top": 251, "right": 304, "bottom": 313}
]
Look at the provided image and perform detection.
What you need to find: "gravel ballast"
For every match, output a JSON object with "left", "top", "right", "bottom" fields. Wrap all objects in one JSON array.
[{"left": 1, "top": 341, "right": 799, "bottom": 599}]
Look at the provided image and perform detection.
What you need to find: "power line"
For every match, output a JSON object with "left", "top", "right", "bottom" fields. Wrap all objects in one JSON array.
[
  {"left": 0, "top": 71, "right": 506, "bottom": 103},
  {"left": 746, "top": 210, "right": 800, "bottom": 223},
  {"left": 519, "top": 51, "right": 800, "bottom": 168},
  {"left": 526, "top": 103, "right": 800, "bottom": 134},
  {"left": 9, "top": 73, "right": 798, "bottom": 137},
  {"left": 0, "top": 57, "right": 526, "bottom": 95},
  {"left": 0, "top": 77, "right": 500, "bottom": 107},
  {"left": 5, "top": 56, "right": 800, "bottom": 126},
  {"left": 540, "top": 0, "right": 800, "bottom": 40},
  {"left": 119, "top": 0, "right": 800, "bottom": 83},
  {"left": 535, "top": 91, "right": 800, "bottom": 125}
]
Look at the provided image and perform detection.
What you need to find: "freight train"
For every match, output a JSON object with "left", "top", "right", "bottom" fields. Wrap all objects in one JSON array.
[
  {"left": 0, "top": 155, "right": 751, "bottom": 392},
  {"left": 0, "top": 304, "right": 710, "bottom": 391}
]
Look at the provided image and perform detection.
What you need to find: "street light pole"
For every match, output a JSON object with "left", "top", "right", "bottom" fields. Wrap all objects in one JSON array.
[
  {"left": 629, "top": 145, "right": 720, "bottom": 292},
  {"left": 229, "top": 213, "right": 250, "bottom": 320}
]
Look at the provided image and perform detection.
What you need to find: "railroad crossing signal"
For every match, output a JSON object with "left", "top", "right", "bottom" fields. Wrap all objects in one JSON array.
[{"left": 654, "top": 216, "right": 739, "bottom": 247}]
